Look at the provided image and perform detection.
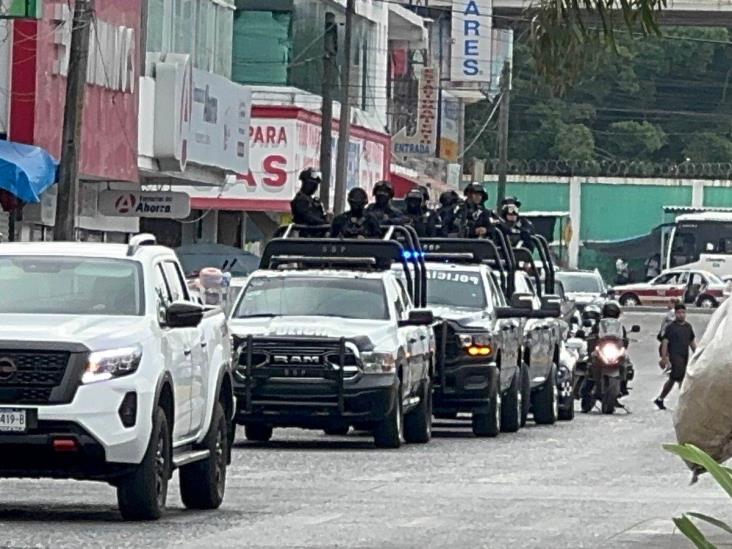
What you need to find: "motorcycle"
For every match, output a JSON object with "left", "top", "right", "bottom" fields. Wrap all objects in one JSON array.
[{"left": 580, "top": 319, "right": 640, "bottom": 414}]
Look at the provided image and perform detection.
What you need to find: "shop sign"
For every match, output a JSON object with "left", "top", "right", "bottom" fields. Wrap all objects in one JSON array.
[
  {"left": 99, "top": 190, "right": 191, "bottom": 219},
  {"left": 393, "top": 66, "right": 438, "bottom": 158},
  {"left": 153, "top": 59, "right": 251, "bottom": 174},
  {"left": 450, "top": 0, "right": 492, "bottom": 82}
]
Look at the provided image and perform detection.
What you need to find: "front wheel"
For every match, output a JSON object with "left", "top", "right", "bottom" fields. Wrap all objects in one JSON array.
[
  {"left": 180, "top": 402, "right": 228, "bottom": 510},
  {"left": 532, "top": 365, "right": 558, "bottom": 425},
  {"left": 404, "top": 380, "right": 432, "bottom": 443},
  {"left": 472, "top": 387, "right": 501, "bottom": 437},
  {"left": 697, "top": 296, "right": 717, "bottom": 309},
  {"left": 619, "top": 293, "right": 640, "bottom": 307},
  {"left": 374, "top": 386, "right": 403, "bottom": 449},
  {"left": 601, "top": 377, "right": 620, "bottom": 415},
  {"left": 117, "top": 407, "right": 171, "bottom": 521},
  {"left": 501, "top": 367, "right": 522, "bottom": 433}
]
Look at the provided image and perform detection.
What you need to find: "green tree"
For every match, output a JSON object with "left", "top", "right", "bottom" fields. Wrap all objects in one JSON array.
[
  {"left": 552, "top": 124, "right": 595, "bottom": 162},
  {"left": 684, "top": 132, "right": 732, "bottom": 163},
  {"left": 604, "top": 121, "right": 666, "bottom": 159}
]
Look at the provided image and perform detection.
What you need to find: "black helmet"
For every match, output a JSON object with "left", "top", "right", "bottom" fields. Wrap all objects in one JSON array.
[
  {"left": 583, "top": 303, "right": 602, "bottom": 321},
  {"left": 373, "top": 180, "right": 394, "bottom": 198},
  {"left": 299, "top": 168, "right": 322, "bottom": 184},
  {"left": 602, "top": 301, "right": 622, "bottom": 319},
  {"left": 439, "top": 190, "right": 459, "bottom": 207},
  {"left": 464, "top": 183, "right": 488, "bottom": 202},
  {"left": 501, "top": 196, "right": 522, "bottom": 208},
  {"left": 347, "top": 187, "right": 369, "bottom": 208}
]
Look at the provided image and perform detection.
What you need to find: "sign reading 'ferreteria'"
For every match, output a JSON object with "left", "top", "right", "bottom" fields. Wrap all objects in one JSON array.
[
  {"left": 450, "top": 0, "right": 492, "bottom": 83},
  {"left": 99, "top": 191, "right": 191, "bottom": 219}
]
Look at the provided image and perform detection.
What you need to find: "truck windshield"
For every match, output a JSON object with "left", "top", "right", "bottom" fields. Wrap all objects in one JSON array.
[
  {"left": 234, "top": 276, "right": 389, "bottom": 320},
  {"left": 426, "top": 269, "right": 487, "bottom": 310},
  {"left": 556, "top": 272, "right": 604, "bottom": 293},
  {"left": 0, "top": 256, "right": 144, "bottom": 316}
]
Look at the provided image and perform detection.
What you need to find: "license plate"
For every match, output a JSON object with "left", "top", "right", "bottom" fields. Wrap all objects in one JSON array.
[{"left": 0, "top": 408, "right": 27, "bottom": 432}]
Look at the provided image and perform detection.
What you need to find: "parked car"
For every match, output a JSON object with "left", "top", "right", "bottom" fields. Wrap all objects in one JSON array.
[
  {"left": 613, "top": 268, "right": 729, "bottom": 308},
  {"left": 0, "top": 235, "right": 234, "bottom": 520}
]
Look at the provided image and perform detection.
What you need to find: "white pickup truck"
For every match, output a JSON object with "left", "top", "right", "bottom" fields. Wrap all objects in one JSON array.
[{"left": 0, "top": 235, "right": 234, "bottom": 520}]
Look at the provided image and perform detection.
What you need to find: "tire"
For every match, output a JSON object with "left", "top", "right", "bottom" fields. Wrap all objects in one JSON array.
[
  {"left": 404, "top": 380, "right": 432, "bottom": 444},
  {"left": 619, "top": 293, "right": 640, "bottom": 307},
  {"left": 323, "top": 426, "right": 350, "bottom": 436},
  {"left": 519, "top": 363, "right": 531, "bottom": 428},
  {"left": 558, "top": 395, "right": 575, "bottom": 421},
  {"left": 244, "top": 423, "right": 273, "bottom": 442},
  {"left": 500, "top": 368, "right": 522, "bottom": 433},
  {"left": 180, "top": 402, "right": 228, "bottom": 510},
  {"left": 472, "top": 386, "right": 501, "bottom": 437},
  {"left": 532, "top": 365, "right": 558, "bottom": 425},
  {"left": 374, "top": 385, "right": 403, "bottom": 449},
  {"left": 697, "top": 295, "right": 717, "bottom": 309},
  {"left": 117, "top": 407, "right": 171, "bottom": 521},
  {"left": 601, "top": 377, "right": 620, "bottom": 415}
]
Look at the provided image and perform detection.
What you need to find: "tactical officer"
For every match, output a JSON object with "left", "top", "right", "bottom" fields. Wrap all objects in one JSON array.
[
  {"left": 366, "top": 180, "right": 407, "bottom": 225},
  {"left": 498, "top": 196, "right": 535, "bottom": 249},
  {"left": 404, "top": 188, "right": 439, "bottom": 238},
  {"left": 330, "top": 187, "right": 382, "bottom": 239},
  {"left": 455, "top": 183, "right": 499, "bottom": 238},
  {"left": 436, "top": 190, "right": 461, "bottom": 237},
  {"left": 290, "top": 168, "right": 328, "bottom": 235}
]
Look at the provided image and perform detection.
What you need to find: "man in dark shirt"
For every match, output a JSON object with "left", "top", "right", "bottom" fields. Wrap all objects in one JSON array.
[
  {"left": 365, "top": 180, "right": 407, "bottom": 225},
  {"left": 290, "top": 168, "right": 328, "bottom": 236},
  {"left": 655, "top": 303, "right": 697, "bottom": 410},
  {"left": 330, "top": 187, "right": 382, "bottom": 239}
]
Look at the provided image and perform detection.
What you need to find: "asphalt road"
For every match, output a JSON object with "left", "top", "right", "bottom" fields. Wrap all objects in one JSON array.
[{"left": 0, "top": 312, "right": 729, "bottom": 548}]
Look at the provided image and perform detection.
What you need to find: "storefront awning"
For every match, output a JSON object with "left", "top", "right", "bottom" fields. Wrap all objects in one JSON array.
[{"left": 0, "top": 140, "right": 58, "bottom": 203}]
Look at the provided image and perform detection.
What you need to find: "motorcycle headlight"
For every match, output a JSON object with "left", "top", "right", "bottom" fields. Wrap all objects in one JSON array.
[
  {"left": 598, "top": 342, "right": 624, "bottom": 365},
  {"left": 83, "top": 345, "right": 143, "bottom": 384},
  {"left": 361, "top": 351, "right": 397, "bottom": 374}
]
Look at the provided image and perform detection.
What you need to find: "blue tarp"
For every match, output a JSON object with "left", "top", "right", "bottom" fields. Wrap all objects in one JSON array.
[{"left": 0, "top": 140, "right": 58, "bottom": 203}]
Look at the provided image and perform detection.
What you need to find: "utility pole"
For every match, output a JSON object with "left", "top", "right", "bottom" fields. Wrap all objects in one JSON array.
[
  {"left": 54, "top": 0, "right": 95, "bottom": 241},
  {"left": 333, "top": 0, "right": 355, "bottom": 215},
  {"left": 496, "top": 60, "right": 511, "bottom": 210},
  {"left": 319, "top": 12, "right": 337, "bottom": 208}
]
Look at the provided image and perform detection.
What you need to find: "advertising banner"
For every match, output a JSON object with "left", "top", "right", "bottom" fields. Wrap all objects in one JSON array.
[
  {"left": 393, "top": 65, "right": 438, "bottom": 158},
  {"left": 99, "top": 190, "right": 191, "bottom": 219}
]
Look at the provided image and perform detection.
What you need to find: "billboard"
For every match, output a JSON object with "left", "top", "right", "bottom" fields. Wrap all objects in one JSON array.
[{"left": 450, "top": 0, "right": 492, "bottom": 83}]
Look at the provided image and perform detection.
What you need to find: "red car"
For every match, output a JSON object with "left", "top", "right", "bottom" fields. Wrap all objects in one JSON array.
[{"left": 612, "top": 269, "right": 729, "bottom": 308}]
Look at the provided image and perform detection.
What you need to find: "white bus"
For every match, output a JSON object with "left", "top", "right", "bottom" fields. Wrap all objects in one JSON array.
[{"left": 666, "top": 212, "right": 732, "bottom": 276}]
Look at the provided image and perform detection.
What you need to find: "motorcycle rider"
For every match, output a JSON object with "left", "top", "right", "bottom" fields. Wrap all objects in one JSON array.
[
  {"left": 435, "top": 190, "right": 461, "bottom": 236},
  {"left": 330, "top": 187, "right": 382, "bottom": 239},
  {"left": 404, "top": 188, "right": 439, "bottom": 237},
  {"left": 366, "top": 180, "right": 407, "bottom": 225},
  {"left": 455, "top": 183, "right": 499, "bottom": 238},
  {"left": 599, "top": 301, "right": 633, "bottom": 396},
  {"left": 290, "top": 168, "right": 328, "bottom": 236},
  {"left": 498, "top": 196, "right": 535, "bottom": 250}
]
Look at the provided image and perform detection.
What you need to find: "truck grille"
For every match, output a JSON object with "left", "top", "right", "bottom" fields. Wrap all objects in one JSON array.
[
  {"left": 235, "top": 337, "right": 358, "bottom": 380},
  {"left": 434, "top": 323, "right": 459, "bottom": 361},
  {"left": 0, "top": 350, "right": 70, "bottom": 404}
]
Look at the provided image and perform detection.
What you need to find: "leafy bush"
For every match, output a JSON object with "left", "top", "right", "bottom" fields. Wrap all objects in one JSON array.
[{"left": 664, "top": 443, "right": 732, "bottom": 548}]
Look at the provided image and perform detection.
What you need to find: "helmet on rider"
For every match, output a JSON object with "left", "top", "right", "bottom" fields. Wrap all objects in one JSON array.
[
  {"left": 582, "top": 303, "right": 603, "bottom": 322},
  {"left": 602, "top": 301, "right": 622, "bottom": 319},
  {"left": 347, "top": 187, "right": 369, "bottom": 213},
  {"left": 299, "top": 168, "right": 322, "bottom": 196},
  {"left": 501, "top": 196, "right": 521, "bottom": 218},
  {"left": 439, "top": 190, "right": 459, "bottom": 208},
  {"left": 373, "top": 180, "right": 394, "bottom": 206},
  {"left": 464, "top": 183, "right": 488, "bottom": 205}
]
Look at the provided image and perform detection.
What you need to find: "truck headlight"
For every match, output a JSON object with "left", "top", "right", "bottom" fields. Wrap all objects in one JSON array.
[
  {"left": 457, "top": 333, "right": 493, "bottom": 357},
  {"left": 361, "top": 351, "right": 397, "bottom": 374},
  {"left": 83, "top": 345, "right": 143, "bottom": 384}
]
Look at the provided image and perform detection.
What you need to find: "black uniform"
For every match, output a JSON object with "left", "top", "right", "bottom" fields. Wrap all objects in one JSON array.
[
  {"left": 405, "top": 210, "right": 439, "bottom": 238},
  {"left": 366, "top": 203, "right": 408, "bottom": 225},
  {"left": 455, "top": 202, "right": 499, "bottom": 239},
  {"left": 498, "top": 218, "right": 535, "bottom": 250},
  {"left": 330, "top": 211, "right": 382, "bottom": 239},
  {"left": 291, "top": 191, "right": 327, "bottom": 226}
]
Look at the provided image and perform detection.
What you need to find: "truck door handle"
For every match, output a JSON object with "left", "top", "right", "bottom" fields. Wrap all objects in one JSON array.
[{"left": 183, "top": 348, "right": 192, "bottom": 357}]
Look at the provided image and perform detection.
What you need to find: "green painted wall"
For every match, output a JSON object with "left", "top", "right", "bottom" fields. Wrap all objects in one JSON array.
[
  {"left": 580, "top": 184, "right": 692, "bottom": 241},
  {"left": 481, "top": 181, "right": 569, "bottom": 212},
  {"left": 704, "top": 187, "right": 732, "bottom": 207}
]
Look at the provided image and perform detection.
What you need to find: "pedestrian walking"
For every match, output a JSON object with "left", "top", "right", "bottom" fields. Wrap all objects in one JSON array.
[
  {"left": 655, "top": 303, "right": 696, "bottom": 410},
  {"left": 657, "top": 298, "right": 678, "bottom": 372}
]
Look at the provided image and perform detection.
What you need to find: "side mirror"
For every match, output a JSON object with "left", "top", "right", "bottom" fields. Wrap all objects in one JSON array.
[
  {"left": 166, "top": 301, "right": 205, "bottom": 328},
  {"left": 631, "top": 324, "right": 641, "bottom": 333},
  {"left": 510, "top": 293, "right": 534, "bottom": 311},
  {"left": 399, "top": 309, "right": 434, "bottom": 327},
  {"left": 541, "top": 295, "right": 562, "bottom": 317}
]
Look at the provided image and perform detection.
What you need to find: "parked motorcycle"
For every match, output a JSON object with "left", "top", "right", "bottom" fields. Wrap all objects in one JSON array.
[{"left": 580, "top": 319, "right": 640, "bottom": 414}]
